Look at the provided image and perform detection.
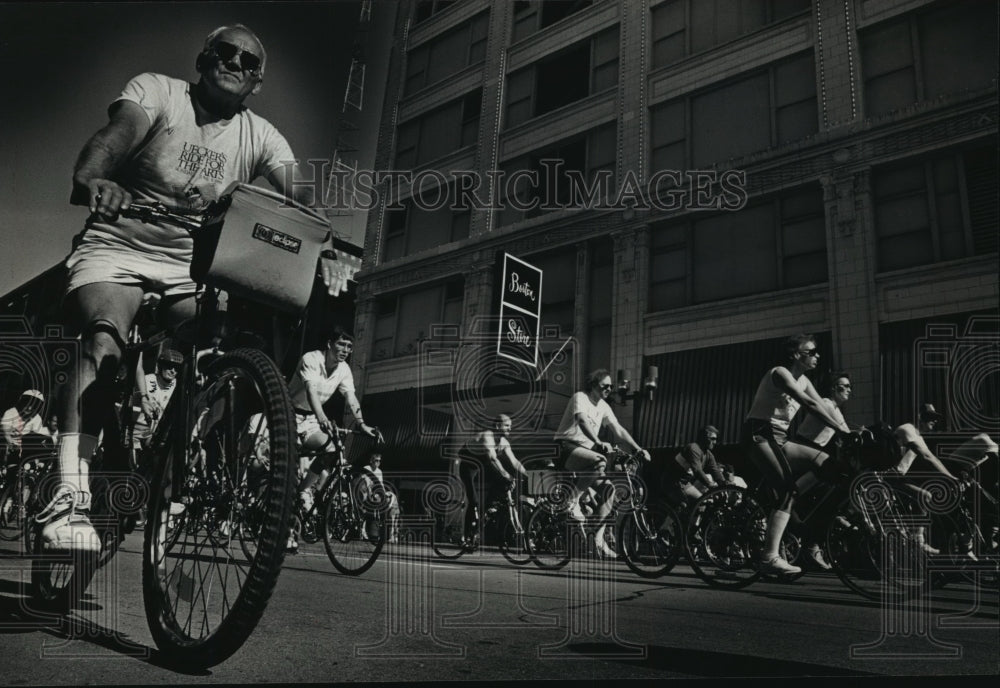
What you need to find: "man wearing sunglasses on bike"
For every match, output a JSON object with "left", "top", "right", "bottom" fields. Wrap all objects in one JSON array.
[
  {"left": 553, "top": 369, "right": 650, "bottom": 559},
  {"left": 44, "top": 24, "right": 315, "bottom": 551},
  {"left": 743, "top": 335, "right": 852, "bottom": 575}
]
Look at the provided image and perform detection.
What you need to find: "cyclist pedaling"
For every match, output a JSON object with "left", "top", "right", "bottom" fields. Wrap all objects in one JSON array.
[
  {"left": 40, "top": 22, "right": 316, "bottom": 552},
  {"left": 289, "top": 328, "right": 378, "bottom": 552},
  {"left": 887, "top": 403, "right": 994, "bottom": 557},
  {"left": 743, "top": 335, "right": 852, "bottom": 576},
  {"left": 553, "top": 369, "right": 650, "bottom": 559},
  {"left": 456, "top": 414, "right": 529, "bottom": 539}
]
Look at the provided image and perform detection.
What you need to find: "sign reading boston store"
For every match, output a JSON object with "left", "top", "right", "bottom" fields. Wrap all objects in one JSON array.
[{"left": 497, "top": 253, "right": 542, "bottom": 367}]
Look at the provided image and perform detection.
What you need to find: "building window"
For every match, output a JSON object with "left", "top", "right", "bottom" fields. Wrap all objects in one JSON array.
[
  {"left": 648, "top": 185, "right": 827, "bottom": 311},
  {"left": 414, "top": 0, "right": 458, "bottom": 24},
  {"left": 526, "top": 248, "right": 577, "bottom": 338},
  {"left": 497, "top": 122, "right": 617, "bottom": 227},
  {"left": 872, "top": 143, "right": 998, "bottom": 273},
  {"left": 650, "top": 50, "right": 817, "bottom": 169},
  {"left": 396, "top": 88, "right": 482, "bottom": 169},
  {"left": 860, "top": 2, "right": 998, "bottom": 118},
  {"left": 405, "top": 11, "right": 490, "bottom": 95},
  {"left": 587, "top": 237, "right": 613, "bottom": 373},
  {"left": 512, "top": 0, "right": 594, "bottom": 43},
  {"left": 505, "top": 28, "right": 619, "bottom": 129},
  {"left": 381, "top": 184, "right": 472, "bottom": 264},
  {"left": 651, "top": 0, "right": 810, "bottom": 70},
  {"left": 371, "top": 279, "right": 465, "bottom": 361}
]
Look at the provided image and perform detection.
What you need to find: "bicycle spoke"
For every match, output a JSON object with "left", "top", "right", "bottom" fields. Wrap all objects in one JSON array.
[{"left": 143, "top": 349, "right": 296, "bottom": 666}]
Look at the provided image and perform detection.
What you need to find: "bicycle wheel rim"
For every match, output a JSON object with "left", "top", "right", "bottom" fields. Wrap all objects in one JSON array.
[
  {"left": 142, "top": 348, "right": 295, "bottom": 667},
  {"left": 430, "top": 515, "right": 466, "bottom": 559},
  {"left": 499, "top": 506, "right": 532, "bottom": 565},
  {"left": 322, "top": 479, "right": 385, "bottom": 575},
  {"left": 684, "top": 487, "right": 764, "bottom": 589},
  {"left": 621, "top": 504, "right": 682, "bottom": 578},
  {"left": 526, "top": 506, "right": 572, "bottom": 570}
]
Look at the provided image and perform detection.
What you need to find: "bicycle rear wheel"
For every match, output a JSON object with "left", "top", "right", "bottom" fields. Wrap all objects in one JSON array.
[
  {"left": 825, "top": 495, "right": 925, "bottom": 601},
  {"left": 620, "top": 502, "right": 683, "bottom": 578},
  {"left": 684, "top": 487, "right": 765, "bottom": 589},
  {"left": 322, "top": 477, "right": 385, "bottom": 575},
  {"left": 142, "top": 348, "right": 296, "bottom": 667},
  {"left": 526, "top": 504, "right": 574, "bottom": 570}
]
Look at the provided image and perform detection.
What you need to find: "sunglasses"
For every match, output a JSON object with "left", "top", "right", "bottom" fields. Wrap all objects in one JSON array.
[
  {"left": 599, "top": 383, "right": 614, "bottom": 390},
  {"left": 799, "top": 349, "right": 820, "bottom": 358},
  {"left": 209, "top": 41, "right": 262, "bottom": 75}
]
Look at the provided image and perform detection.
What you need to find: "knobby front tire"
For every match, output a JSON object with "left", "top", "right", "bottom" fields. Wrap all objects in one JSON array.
[{"left": 142, "top": 348, "right": 296, "bottom": 668}]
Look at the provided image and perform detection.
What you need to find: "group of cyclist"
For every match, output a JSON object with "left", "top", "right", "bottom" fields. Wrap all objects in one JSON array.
[
  {"left": 22, "top": 19, "right": 997, "bottom": 585},
  {"left": 448, "top": 333, "right": 997, "bottom": 576}
]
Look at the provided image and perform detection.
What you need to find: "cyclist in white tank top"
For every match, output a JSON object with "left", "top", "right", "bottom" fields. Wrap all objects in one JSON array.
[{"left": 742, "top": 334, "right": 851, "bottom": 575}]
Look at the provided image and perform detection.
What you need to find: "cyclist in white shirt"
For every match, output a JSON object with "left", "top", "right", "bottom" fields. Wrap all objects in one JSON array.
[
  {"left": 553, "top": 369, "right": 650, "bottom": 558},
  {"left": 287, "top": 327, "right": 376, "bottom": 551}
]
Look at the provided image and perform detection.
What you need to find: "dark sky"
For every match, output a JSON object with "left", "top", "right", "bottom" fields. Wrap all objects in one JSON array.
[{"left": 0, "top": 0, "right": 392, "bottom": 294}]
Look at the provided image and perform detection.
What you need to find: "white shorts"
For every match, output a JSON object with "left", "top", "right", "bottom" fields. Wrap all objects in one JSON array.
[
  {"left": 65, "top": 232, "right": 196, "bottom": 298},
  {"left": 295, "top": 412, "right": 323, "bottom": 446}
]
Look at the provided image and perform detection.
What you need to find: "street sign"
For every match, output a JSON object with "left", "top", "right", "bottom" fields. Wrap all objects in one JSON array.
[{"left": 497, "top": 253, "right": 543, "bottom": 366}]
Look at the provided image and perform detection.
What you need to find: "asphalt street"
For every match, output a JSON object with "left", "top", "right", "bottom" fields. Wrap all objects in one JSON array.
[{"left": 1, "top": 531, "right": 997, "bottom": 683}]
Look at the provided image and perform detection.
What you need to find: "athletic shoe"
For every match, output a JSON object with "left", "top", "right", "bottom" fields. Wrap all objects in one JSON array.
[
  {"left": 759, "top": 556, "right": 802, "bottom": 575},
  {"left": 594, "top": 539, "right": 617, "bottom": 559},
  {"left": 807, "top": 545, "right": 832, "bottom": 570},
  {"left": 567, "top": 503, "right": 587, "bottom": 522},
  {"left": 299, "top": 489, "right": 314, "bottom": 513},
  {"left": 38, "top": 488, "right": 101, "bottom": 553}
]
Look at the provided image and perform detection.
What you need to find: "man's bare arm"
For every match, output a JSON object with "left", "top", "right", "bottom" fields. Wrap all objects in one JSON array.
[{"left": 71, "top": 101, "right": 151, "bottom": 217}]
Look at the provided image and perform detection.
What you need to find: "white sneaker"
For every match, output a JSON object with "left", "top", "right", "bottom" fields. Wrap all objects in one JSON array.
[
  {"left": 594, "top": 539, "right": 617, "bottom": 559},
  {"left": 38, "top": 488, "right": 101, "bottom": 553},
  {"left": 807, "top": 545, "right": 832, "bottom": 571},
  {"left": 760, "top": 556, "right": 802, "bottom": 575},
  {"left": 299, "top": 490, "right": 314, "bottom": 513},
  {"left": 566, "top": 502, "right": 586, "bottom": 522}
]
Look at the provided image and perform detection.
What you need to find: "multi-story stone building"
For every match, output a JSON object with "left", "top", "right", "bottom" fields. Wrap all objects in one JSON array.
[{"left": 352, "top": 0, "right": 997, "bottom": 467}]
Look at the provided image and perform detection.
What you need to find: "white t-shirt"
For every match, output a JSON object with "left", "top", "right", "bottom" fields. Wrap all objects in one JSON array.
[
  {"left": 796, "top": 398, "right": 845, "bottom": 447},
  {"left": 83, "top": 72, "right": 296, "bottom": 255},
  {"left": 553, "top": 392, "right": 617, "bottom": 448},
  {"left": 287, "top": 350, "right": 356, "bottom": 412},
  {"left": 1, "top": 408, "right": 45, "bottom": 449}
]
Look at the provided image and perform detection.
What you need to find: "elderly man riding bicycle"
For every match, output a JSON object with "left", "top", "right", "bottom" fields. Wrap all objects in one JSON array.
[{"left": 45, "top": 24, "right": 315, "bottom": 551}]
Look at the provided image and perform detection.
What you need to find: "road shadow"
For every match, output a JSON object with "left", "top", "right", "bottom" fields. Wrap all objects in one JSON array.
[
  {"left": 566, "top": 642, "right": 875, "bottom": 677},
  {"left": 0, "top": 575, "right": 210, "bottom": 676}
]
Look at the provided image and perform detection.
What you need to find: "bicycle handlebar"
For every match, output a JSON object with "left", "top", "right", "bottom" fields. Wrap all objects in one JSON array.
[
  {"left": 314, "top": 425, "right": 384, "bottom": 453},
  {"left": 120, "top": 201, "right": 210, "bottom": 233}
]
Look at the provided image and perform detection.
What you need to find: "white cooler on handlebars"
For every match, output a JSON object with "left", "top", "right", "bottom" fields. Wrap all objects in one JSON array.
[{"left": 190, "top": 182, "right": 331, "bottom": 313}]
